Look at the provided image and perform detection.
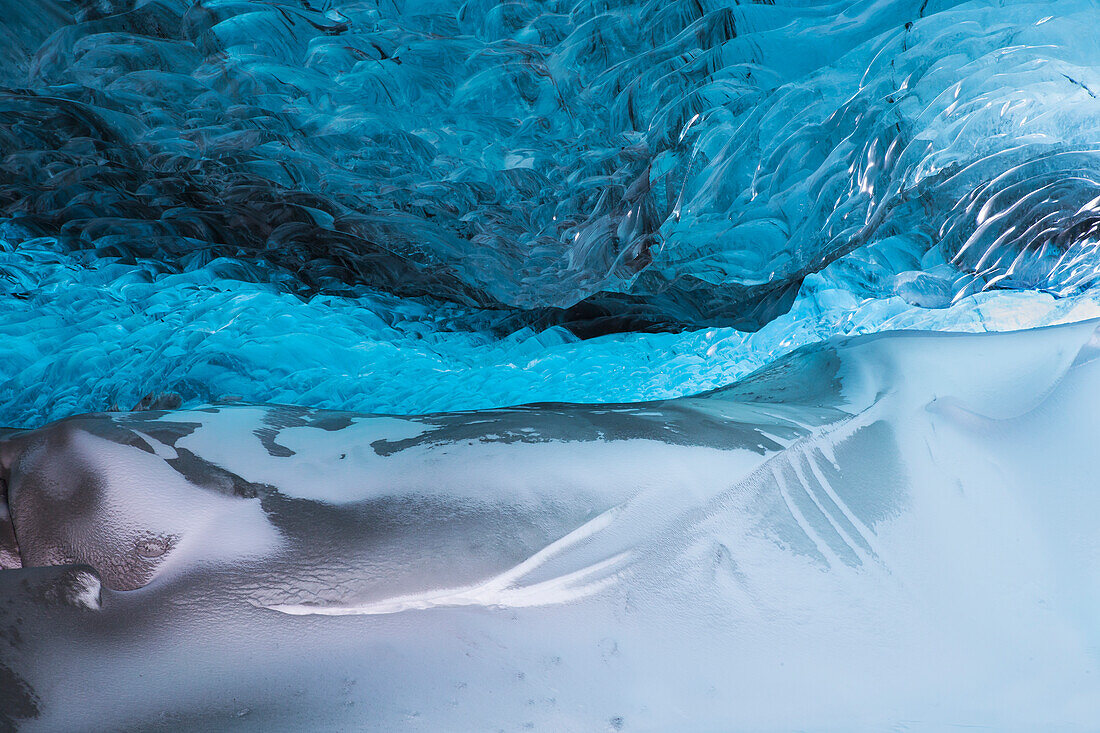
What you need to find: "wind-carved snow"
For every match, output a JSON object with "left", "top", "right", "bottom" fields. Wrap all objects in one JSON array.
[{"left": 4, "top": 323, "right": 1100, "bottom": 730}]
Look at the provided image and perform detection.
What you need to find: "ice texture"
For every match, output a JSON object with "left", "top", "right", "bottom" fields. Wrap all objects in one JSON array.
[
  {"left": 8, "top": 1, "right": 1100, "bottom": 424},
  {"left": 4, "top": 1, "right": 1100, "bottom": 728},
  {"left": 2, "top": 322, "right": 1099, "bottom": 730},
  {"left": 9, "top": 230, "right": 1100, "bottom": 428}
]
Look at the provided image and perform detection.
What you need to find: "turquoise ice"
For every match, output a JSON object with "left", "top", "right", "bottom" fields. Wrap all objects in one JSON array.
[{"left": 7, "top": 1, "right": 1100, "bottom": 423}]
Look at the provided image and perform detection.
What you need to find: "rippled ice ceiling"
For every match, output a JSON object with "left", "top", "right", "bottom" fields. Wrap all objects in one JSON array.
[{"left": 3, "top": 0, "right": 1100, "bottom": 425}]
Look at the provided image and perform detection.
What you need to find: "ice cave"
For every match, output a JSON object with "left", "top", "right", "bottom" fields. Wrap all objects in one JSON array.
[{"left": 1, "top": 0, "right": 1099, "bottom": 729}]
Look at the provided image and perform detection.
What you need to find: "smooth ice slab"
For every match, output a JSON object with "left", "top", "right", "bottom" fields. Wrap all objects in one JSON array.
[{"left": 2, "top": 321, "right": 1100, "bottom": 731}]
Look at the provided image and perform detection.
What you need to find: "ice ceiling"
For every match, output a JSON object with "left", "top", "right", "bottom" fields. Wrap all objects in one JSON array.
[{"left": 4, "top": 0, "right": 1100, "bottom": 424}]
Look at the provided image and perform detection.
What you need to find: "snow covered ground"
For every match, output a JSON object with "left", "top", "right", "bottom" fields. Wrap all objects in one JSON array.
[{"left": 2, "top": 322, "right": 1099, "bottom": 730}]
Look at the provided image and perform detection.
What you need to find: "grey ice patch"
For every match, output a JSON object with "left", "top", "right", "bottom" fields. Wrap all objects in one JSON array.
[
  {"left": 368, "top": 401, "right": 806, "bottom": 457},
  {"left": 253, "top": 405, "right": 360, "bottom": 457},
  {"left": 103, "top": 414, "right": 265, "bottom": 499},
  {"left": 817, "top": 419, "right": 907, "bottom": 528},
  {"left": 0, "top": 661, "right": 39, "bottom": 730},
  {"left": 697, "top": 418, "right": 903, "bottom": 572},
  {"left": 708, "top": 342, "right": 844, "bottom": 407}
]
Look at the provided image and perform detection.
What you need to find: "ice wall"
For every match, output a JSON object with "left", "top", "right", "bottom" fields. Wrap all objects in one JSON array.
[{"left": 5, "top": 0, "right": 1100, "bottom": 423}]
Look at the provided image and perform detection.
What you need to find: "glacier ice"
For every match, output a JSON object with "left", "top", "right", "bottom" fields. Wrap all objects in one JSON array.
[
  {"left": 6, "top": 0, "right": 1100, "bottom": 422},
  {"left": 7, "top": 226, "right": 1100, "bottom": 427}
]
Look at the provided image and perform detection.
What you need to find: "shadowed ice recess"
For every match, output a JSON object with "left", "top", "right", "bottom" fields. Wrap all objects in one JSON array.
[{"left": 6, "top": 0, "right": 1100, "bottom": 423}]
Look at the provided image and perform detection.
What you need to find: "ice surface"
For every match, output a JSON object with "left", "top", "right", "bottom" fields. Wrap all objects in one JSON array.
[{"left": 2, "top": 323, "right": 1099, "bottom": 730}]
